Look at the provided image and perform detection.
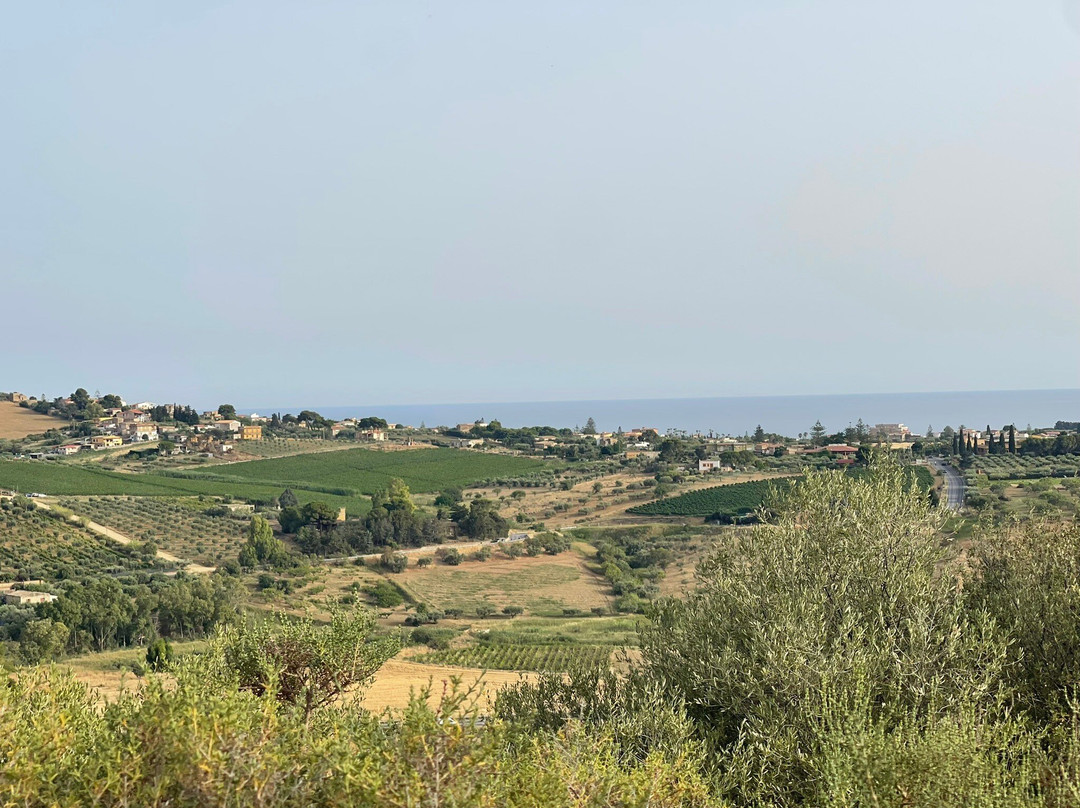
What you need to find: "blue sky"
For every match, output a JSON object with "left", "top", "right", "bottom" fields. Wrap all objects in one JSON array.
[{"left": 3, "top": 1, "right": 1078, "bottom": 409}]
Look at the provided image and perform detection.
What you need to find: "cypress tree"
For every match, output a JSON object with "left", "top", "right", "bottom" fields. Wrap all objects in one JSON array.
[{"left": 1009, "top": 424, "right": 1016, "bottom": 454}]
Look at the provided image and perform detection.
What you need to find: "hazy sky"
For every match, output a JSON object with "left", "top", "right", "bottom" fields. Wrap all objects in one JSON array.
[{"left": 4, "top": 1, "right": 1078, "bottom": 409}]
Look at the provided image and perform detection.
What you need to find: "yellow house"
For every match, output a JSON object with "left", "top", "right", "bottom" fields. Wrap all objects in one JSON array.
[
  {"left": 241, "top": 425, "right": 263, "bottom": 440},
  {"left": 91, "top": 435, "right": 123, "bottom": 449}
]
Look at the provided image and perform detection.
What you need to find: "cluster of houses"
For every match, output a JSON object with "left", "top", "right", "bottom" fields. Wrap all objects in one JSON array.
[{"left": 26, "top": 402, "right": 266, "bottom": 459}]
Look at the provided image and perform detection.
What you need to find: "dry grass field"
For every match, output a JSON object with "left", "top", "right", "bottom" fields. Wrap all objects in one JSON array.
[
  {"left": 62, "top": 643, "right": 529, "bottom": 713},
  {"left": 360, "top": 657, "right": 530, "bottom": 712},
  {"left": 481, "top": 469, "right": 797, "bottom": 529},
  {"left": 0, "top": 401, "right": 62, "bottom": 440},
  {"left": 393, "top": 545, "right": 611, "bottom": 615}
]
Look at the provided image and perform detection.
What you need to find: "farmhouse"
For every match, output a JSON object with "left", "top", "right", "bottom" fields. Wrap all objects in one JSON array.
[
  {"left": 826, "top": 444, "right": 859, "bottom": 464},
  {"left": 698, "top": 459, "right": 728, "bottom": 473},
  {"left": 2, "top": 589, "right": 58, "bottom": 606},
  {"left": 92, "top": 435, "right": 123, "bottom": 449},
  {"left": 240, "top": 425, "right": 263, "bottom": 440},
  {"left": 358, "top": 428, "right": 387, "bottom": 442},
  {"left": 10, "top": 392, "right": 28, "bottom": 403},
  {"left": 52, "top": 444, "right": 81, "bottom": 456},
  {"left": 217, "top": 420, "right": 242, "bottom": 433},
  {"left": 451, "top": 438, "right": 484, "bottom": 449}
]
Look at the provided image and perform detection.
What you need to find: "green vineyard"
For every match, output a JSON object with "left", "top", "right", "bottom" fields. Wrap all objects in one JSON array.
[
  {"left": 628, "top": 466, "right": 934, "bottom": 519},
  {"left": 417, "top": 643, "right": 612, "bottom": 672},
  {"left": 627, "top": 477, "right": 797, "bottom": 518}
]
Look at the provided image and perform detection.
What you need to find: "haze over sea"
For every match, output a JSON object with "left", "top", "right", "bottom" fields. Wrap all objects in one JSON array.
[{"left": 257, "top": 389, "right": 1080, "bottom": 438}]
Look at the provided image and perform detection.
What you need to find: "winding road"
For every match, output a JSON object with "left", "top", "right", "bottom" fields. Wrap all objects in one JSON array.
[{"left": 927, "top": 458, "right": 965, "bottom": 511}]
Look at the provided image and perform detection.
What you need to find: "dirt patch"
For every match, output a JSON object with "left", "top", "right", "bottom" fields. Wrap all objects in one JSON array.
[{"left": 0, "top": 401, "right": 64, "bottom": 440}]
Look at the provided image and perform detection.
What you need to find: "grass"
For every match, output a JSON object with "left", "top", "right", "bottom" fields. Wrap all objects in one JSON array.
[
  {"left": 0, "top": 460, "right": 370, "bottom": 514},
  {"left": 394, "top": 551, "right": 611, "bottom": 615},
  {"left": 0, "top": 448, "right": 540, "bottom": 517},
  {"left": 0, "top": 402, "right": 64, "bottom": 440},
  {"left": 172, "top": 447, "right": 545, "bottom": 495},
  {"left": 475, "top": 615, "right": 643, "bottom": 647}
]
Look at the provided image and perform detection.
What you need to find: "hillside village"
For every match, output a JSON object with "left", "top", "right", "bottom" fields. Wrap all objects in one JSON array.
[{"left": 0, "top": 390, "right": 1060, "bottom": 476}]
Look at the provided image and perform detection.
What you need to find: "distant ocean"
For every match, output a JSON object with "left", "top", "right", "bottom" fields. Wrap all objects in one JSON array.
[{"left": 253, "top": 389, "right": 1080, "bottom": 439}]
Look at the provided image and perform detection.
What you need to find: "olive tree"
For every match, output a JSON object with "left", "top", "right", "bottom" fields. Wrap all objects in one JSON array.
[
  {"left": 216, "top": 605, "right": 398, "bottom": 722},
  {"left": 639, "top": 454, "right": 1006, "bottom": 804}
]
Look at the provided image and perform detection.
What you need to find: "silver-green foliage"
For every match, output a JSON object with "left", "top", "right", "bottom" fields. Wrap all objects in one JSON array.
[{"left": 640, "top": 454, "right": 1007, "bottom": 804}]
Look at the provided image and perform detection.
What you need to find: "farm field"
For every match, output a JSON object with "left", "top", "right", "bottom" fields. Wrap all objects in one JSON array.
[
  {"left": 628, "top": 465, "right": 935, "bottom": 519},
  {"left": 417, "top": 642, "right": 611, "bottom": 671},
  {"left": 628, "top": 477, "right": 798, "bottom": 518},
  {"left": 173, "top": 446, "right": 546, "bottom": 495},
  {"left": 59, "top": 497, "right": 250, "bottom": 566},
  {"left": 970, "top": 454, "right": 1080, "bottom": 481},
  {"left": 393, "top": 546, "right": 611, "bottom": 616},
  {"left": 0, "top": 402, "right": 63, "bottom": 440},
  {"left": 0, "top": 460, "right": 369, "bottom": 515},
  {"left": 0, "top": 498, "right": 166, "bottom": 581},
  {"left": 470, "top": 614, "right": 642, "bottom": 647}
]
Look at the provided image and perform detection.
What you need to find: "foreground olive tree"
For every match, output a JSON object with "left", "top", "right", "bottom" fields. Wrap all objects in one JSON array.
[
  {"left": 216, "top": 605, "right": 399, "bottom": 721},
  {"left": 641, "top": 455, "right": 1008, "bottom": 804}
]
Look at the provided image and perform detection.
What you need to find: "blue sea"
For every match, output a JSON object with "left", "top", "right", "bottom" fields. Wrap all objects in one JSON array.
[{"left": 254, "top": 389, "right": 1080, "bottom": 439}]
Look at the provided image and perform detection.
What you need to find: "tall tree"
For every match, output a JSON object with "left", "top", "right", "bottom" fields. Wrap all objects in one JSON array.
[
  {"left": 753, "top": 425, "right": 766, "bottom": 442},
  {"left": 1009, "top": 424, "right": 1016, "bottom": 454},
  {"left": 583, "top": 417, "right": 597, "bottom": 435},
  {"left": 810, "top": 420, "right": 827, "bottom": 446},
  {"left": 218, "top": 404, "right": 237, "bottom": 420}
]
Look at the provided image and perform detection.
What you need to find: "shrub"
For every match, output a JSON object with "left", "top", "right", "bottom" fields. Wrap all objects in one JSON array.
[
  {"left": 364, "top": 580, "right": 405, "bottom": 608},
  {"left": 639, "top": 456, "right": 1005, "bottom": 805},
  {"left": 436, "top": 547, "right": 462, "bottom": 566},
  {"left": 145, "top": 638, "right": 175, "bottom": 672}
]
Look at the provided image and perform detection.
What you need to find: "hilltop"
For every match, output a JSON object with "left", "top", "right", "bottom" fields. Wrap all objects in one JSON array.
[{"left": 0, "top": 401, "right": 64, "bottom": 440}]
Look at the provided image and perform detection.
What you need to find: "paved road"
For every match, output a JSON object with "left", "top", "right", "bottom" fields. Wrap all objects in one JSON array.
[{"left": 927, "top": 458, "right": 965, "bottom": 511}]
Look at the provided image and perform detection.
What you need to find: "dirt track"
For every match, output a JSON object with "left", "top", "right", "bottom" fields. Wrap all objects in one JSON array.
[{"left": 32, "top": 500, "right": 216, "bottom": 574}]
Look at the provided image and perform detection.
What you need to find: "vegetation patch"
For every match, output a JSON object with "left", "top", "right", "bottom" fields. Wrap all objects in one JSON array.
[
  {"left": 173, "top": 447, "right": 544, "bottom": 495},
  {"left": 0, "top": 497, "right": 164, "bottom": 581},
  {"left": 417, "top": 642, "right": 612, "bottom": 672},
  {"left": 59, "top": 496, "right": 249, "bottom": 566}
]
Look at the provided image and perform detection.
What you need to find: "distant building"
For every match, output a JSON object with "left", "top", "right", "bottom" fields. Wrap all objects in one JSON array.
[
  {"left": 698, "top": 459, "right": 727, "bottom": 473},
  {"left": 826, "top": 444, "right": 859, "bottom": 464},
  {"left": 217, "top": 420, "right": 242, "bottom": 433},
  {"left": 10, "top": 392, "right": 28, "bottom": 403},
  {"left": 240, "top": 425, "right": 263, "bottom": 440},
  {"left": 123, "top": 423, "right": 159, "bottom": 442},
  {"left": 357, "top": 429, "right": 387, "bottom": 442},
  {"left": 873, "top": 423, "right": 911, "bottom": 441},
  {"left": 2, "top": 589, "right": 57, "bottom": 606},
  {"left": 451, "top": 438, "right": 484, "bottom": 448},
  {"left": 53, "top": 444, "right": 81, "bottom": 456},
  {"left": 92, "top": 435, "right": 123, "bottom": 449}
]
